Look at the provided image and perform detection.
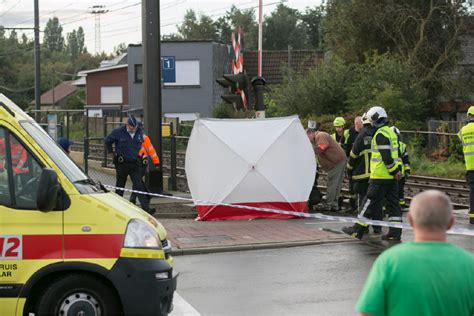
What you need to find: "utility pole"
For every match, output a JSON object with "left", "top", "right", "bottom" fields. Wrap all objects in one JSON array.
[
  {"left": 142, "top": 0, "right": 164, "bottom": 194},
  {"left": 90, "top": 5, "right": 108, "bottom": 54},
  {"left": 254, "top": 0, "right": 266, "bottom": 118},
  {"left": 34, "top": 0, "right": 41, "bottom": 121}
]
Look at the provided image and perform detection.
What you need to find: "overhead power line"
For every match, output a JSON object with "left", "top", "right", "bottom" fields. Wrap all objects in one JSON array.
[{"left": 0, "top": 84, "right": 35, "bottom": 93}]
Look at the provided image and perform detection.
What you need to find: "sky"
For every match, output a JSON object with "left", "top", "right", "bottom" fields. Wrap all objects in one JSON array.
[{"left": 0, "top": 0, "right": 322, "bottom": 54}]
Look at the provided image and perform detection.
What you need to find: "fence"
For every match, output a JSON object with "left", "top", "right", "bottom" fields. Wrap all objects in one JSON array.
[{"left": 28, "top": 108, "right": 468, "bottom": 192}]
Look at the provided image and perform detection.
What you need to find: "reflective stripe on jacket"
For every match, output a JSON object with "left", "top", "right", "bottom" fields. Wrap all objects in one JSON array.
[
  {"left": 370, "top": 126, "right": 401, "bottom": 180},
  {"left": 458, "top": 122, "right": 474, "bottom": 171},
  {"left": 139, "top": 135, "right": 160, "bottom": 165},
  {"left": 347, "top": 126, "right": 375, "bottom": 181}
]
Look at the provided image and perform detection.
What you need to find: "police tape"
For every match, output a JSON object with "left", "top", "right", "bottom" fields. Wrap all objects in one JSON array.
[{"left": 105, "top": 185, "right": 474, "bottom": 237}]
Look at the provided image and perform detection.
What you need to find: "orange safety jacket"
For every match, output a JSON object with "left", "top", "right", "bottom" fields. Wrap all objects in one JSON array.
[
  {"left": 138, "top": 135, "right": 160, "bottom": 165},
  {"left": 0, "top": 140, "right": 28, "bottom": 174}
]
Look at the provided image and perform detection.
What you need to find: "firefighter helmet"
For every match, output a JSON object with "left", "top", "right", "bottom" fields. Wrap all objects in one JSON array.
[{"left": 366, "top": 106, "right": 388, "bottom": 127}]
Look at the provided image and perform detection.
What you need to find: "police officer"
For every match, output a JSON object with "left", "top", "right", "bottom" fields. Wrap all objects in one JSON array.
[
  {"left": 342, "top": 106, "right": 403, "bottom": 241},
  {"left": 391, "top": 126, "right": 411, "bottom": 210},
  {"left": 105, "top": 115, "right": 154, "bottom": 214},
  {"left": 458, "top": 105, "right": 474, "bottom": 224},
  {"left": 346, "top": 113, "right": 375, "bottom": 215}
]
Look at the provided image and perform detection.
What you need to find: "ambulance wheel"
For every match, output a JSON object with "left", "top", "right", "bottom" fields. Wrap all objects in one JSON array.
[{"left": 35, "top": 273, "right": 121, "bottom": 316}]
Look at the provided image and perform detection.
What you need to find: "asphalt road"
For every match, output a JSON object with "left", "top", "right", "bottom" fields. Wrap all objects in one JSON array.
[
  {"left": 173, "top": 242, "right": 383, "bottom": 316},
  {"left": 173, "top": 219, "right": 473, "bottom": 316}
]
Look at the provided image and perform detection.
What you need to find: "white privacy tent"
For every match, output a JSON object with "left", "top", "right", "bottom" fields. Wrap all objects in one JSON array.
[{"left": 185, "top": 116, "right": 317, "bottom": 221}]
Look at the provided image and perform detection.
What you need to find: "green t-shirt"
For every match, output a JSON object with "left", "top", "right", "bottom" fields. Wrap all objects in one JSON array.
[{"left": 356, "top": 242, "right": 474, "bottom": 316}]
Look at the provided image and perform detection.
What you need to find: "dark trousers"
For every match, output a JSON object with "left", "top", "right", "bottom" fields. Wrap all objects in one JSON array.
[
  {"left": 360, "top": 180, "right": 402, "bottom": 237},
  {"left": 467, "top": 171, "right": 474, "bottom": 215},
  {"left": 353, "top": 180, "right": 369, "bottom": 212},
  {"left": 398, "top": 177, "right": 406, "bottom": 206},
  {"left": 130, "top": 165, "right": 151, "bottom": 204},
  {"left": 115, "top": 161, "right": 150, "bottom": 212},
  {"left": 345, "top": 179, "right": 357, "bottom": 210}
]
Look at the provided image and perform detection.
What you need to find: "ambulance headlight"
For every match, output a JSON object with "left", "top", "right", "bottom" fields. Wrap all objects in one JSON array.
[{"left": 123, "top": 219, "right": 162, "bottom": 249}]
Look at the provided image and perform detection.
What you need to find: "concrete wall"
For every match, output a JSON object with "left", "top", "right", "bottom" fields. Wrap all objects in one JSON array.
[{"left": 128, "top": 41, "right": 232, "bottom": 118}]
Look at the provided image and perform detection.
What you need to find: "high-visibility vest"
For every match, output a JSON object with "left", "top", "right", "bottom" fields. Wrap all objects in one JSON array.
[
  {"left": 370, "top": 126, "right": 401, "bottom": 180},
  {"left": 331, "top": 129, "right": 350, "bottom": 147},
  {"left": 138, "top": 135, "right": 160, "bottom": 165},
  {"left": 399, "top": 141, "right": 410, "bottom": 176},
  {"left": 458, "top": 122, "right": 474, "bottom": 171}
]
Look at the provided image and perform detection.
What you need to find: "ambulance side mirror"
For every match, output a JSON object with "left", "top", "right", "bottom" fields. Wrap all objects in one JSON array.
[{"left": 37, "top": 168, "right": 61, "bottom": 212}]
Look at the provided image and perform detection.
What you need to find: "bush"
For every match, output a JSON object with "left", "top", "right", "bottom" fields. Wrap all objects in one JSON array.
[
  {"left": 212, "top": 103, "right": 234, "bottom": 118},
  {"left": 268, "top": 53, "right": 427, "bottom": 130}
]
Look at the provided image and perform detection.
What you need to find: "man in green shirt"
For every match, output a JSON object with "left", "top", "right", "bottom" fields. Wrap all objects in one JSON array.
[{"left": 357, "top": 190, "right": 474, "bottom": 316}]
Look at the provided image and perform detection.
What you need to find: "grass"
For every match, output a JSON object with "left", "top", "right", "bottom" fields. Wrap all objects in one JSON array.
[{"left": 410, "top": 154, "right": 465, "bottom": 179}]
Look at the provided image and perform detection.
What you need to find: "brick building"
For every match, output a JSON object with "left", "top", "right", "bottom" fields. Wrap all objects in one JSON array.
[{"left": 79, "top": 54, "right": 128, "bottom": 117}]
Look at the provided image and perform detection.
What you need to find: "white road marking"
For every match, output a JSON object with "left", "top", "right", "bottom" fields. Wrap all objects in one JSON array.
[{"left": 170, "top": 292, "right": 201, "bottom": 316}]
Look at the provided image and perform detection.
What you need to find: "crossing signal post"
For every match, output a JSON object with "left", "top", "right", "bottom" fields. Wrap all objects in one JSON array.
[
  {"left": 252, "top": 76, "right": 266, "bottom": 118},
  {"left": 216, "top": 73, "right": 249, "bottom": 110}
]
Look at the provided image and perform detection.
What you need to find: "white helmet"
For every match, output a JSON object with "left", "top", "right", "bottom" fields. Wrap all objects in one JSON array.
[
  {"left": 390, "top": 126, "right": 400, "bottom": 135},
  {"left": 366, "top": 106, "right": 388, "bottom": 127},
  {"left": 362, "top": 112, "right": 370, "bottom": 125}
]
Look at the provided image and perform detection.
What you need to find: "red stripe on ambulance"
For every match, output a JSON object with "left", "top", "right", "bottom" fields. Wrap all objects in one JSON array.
[{"left": 22, "top": 234, "right": 124, "bottom": 259}]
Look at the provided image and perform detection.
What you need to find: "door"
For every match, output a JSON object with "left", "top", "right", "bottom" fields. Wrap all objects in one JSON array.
[{"left": 0, "top": 126, "right": 63, "bottom": 315}]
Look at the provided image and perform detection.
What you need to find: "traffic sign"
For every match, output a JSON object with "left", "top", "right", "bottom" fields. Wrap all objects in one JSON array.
[{"left": 162, "top": 56, "right": 176, "bottom": 83}]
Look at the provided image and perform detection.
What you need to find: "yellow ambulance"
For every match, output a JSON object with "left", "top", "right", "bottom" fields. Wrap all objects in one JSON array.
[{"left": 0, "top": 94, "right": 177, "bottom": 315}]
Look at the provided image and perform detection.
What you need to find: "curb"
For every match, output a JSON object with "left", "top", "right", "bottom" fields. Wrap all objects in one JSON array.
[{"left": 170, "top": 237, "right": 359, "bottom": 256}]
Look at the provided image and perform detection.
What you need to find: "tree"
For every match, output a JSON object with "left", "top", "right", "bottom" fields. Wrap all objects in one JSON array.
[
  {"left": 324, "top": 0, "right": 473, "bottom": 111},
  {"left": 301, "top": 6, "right": 325, "bottom": 49},
  {"left": 113, "top": 43, "right": 127, "bottom": 56},
  {"left": 222, "top": 5, "right": 258, "bottom": 49},
  {"left": 77, "top": 27, "right": 85, "bottom": 54},
  {"left": 8, "top": 30, "right": 18, "bottom": 44},
  {"left": 162, "top": 33, "right": 183, "bottom": 40},
  {"left": 21, "top": 33, "right": 29, "bottom": 45},
  {"left": 67, "top": 30, "right": 79, "bottom": 60},
  {"left": 44, "top": 17, "right": 64, "bottom": 52},
  {"left": 263, "top": 4, "right": 308, "bottom": 50},
  {"left": 345, "top": 54, "right": 427, "bottom": 127},
  {"left": 177, "top": 10, "right": 218, "bottom": 40},
  {"left": 269, "top": 57, "right": 353, "bottom": 117}
]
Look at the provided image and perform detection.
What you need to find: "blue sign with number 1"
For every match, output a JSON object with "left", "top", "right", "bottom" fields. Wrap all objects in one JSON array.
[{"left": 162, "top": 56, "right": 176, "bottom": 83}]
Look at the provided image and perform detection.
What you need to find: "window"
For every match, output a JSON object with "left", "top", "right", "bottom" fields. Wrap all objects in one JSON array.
[
  {"left": 165, "top": 60, "right": 200, "bottom": 86},
  {"left": 100, "top": 86, "right": 123, "bottom": 104},
  {"left": 0, "top": 127, "right": 44, "bottom": 209},
  {"left": 135, "top": 64, "right": 143, "bottom": 83},
  {"left": 0, "top": 128, "right": 11, "bottom": 206}
]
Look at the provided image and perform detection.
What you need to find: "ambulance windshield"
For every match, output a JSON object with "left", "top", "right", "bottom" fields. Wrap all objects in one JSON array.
[{"left": 21, "top": 121, "right": 91, "bottom": 187}]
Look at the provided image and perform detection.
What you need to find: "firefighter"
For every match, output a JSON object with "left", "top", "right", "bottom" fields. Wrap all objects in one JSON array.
[
  {"left": 345, "top": 116, "right": 364, "bottom": 211},
  {"left": 346, "top": 114, "right": 375, "bottom": 215},
  {"left": 105, "top": 115, "right": 154, "bottom": 215},
  {"left": 458, "top": 105, "right": 474, "bottom": 224},
  {"left": 331, "top": 117, "right": 350, "bottom": 151},
  {"left": 342, "top": 106, "right": 403, "bottom": 241},
  {"left": 391, "top": 126, "right": 410, "bottom": 210},
  {"left": 130, "top": 130, "right": 160, "bottom": 205}
]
